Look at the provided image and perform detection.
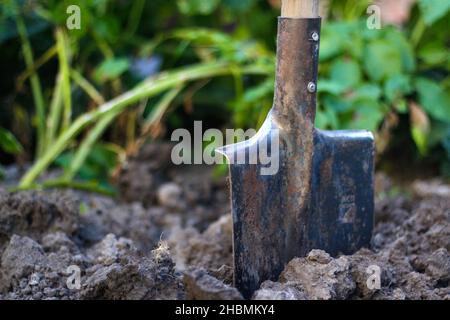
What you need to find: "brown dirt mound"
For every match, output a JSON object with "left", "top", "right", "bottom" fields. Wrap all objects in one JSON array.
[{"left": 0, "top": 153, "right": 448, "bottom": 300}]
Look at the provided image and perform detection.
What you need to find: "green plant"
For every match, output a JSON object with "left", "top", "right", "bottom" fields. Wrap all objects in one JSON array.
[
  {"left": 11, "top": 0, "right": 46, "bottom": 158},
  {"left": 0, "top": 126, "right": 23, "bottom": 182},
  {"left": 16, "top": 61, "right": 270, "bottom": 190},
  {"left": 2, "top": 0, "right": 275, "bottom": 192},
  {"left": 2, "top": 0, "right": 449, "bottom": 194},
  {"left": 0, "top": 127, "right": 23, "bottom": 155}
]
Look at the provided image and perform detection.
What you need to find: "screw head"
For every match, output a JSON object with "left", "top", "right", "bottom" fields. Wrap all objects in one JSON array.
[
  {"left": 307, "top": 82, "right": 316, "bottom": 93},
  {"left": 311, "top": 31, "right": 319, "bottom": 41}
]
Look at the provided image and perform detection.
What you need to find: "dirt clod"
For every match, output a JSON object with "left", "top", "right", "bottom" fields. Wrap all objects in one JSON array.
[
  {"left": 0, "top": 235, "right": 47, "bottom": 292},
  {"left": 183, "top": 268, "right": 243, "bottom": 300},
  {"left": 169, "top": 214, "right": 233, "bottom": 272},
  {"left": 0, "top": 191, "right": 79, "bottom": 242},
  {"left": 157, "top": 182, "right": 184, "bottom": 210},
  {"left": 279, "top": 250, "right": 356, "bottom": 300},
  {"left": 425, "top": 248, "right": 450, "bottom": 283},
  {"left": 252, "top": 281, "right": 307, "bottom": 300},
  {"left": 117, "top": 143, "right": 173, "bottom": 206}
]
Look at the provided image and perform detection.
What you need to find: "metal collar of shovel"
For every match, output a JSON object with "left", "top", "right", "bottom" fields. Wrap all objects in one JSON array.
[{"left": 217, "top": 17, "right": 375, "bottom": 299}]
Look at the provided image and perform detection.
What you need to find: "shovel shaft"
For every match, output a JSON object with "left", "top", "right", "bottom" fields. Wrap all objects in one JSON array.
[
  {"left": 281, "top": 0, "right": 319, "bottom": 18},
  {"left": 272, "top": 18, "right": 321, "bottom": 240},
  {"left": 273, "top": 17, "right": 321, "bottom": 131}
]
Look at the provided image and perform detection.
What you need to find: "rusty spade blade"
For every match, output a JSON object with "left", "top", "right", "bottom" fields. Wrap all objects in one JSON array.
[{"left": 216, "top": 11, "right": 374, "bottom": 298}]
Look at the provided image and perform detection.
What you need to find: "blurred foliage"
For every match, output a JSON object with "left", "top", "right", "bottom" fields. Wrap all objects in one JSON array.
[
  {"left": 0, "top": 0, "right": 449, "bottom": 191},
  {"left": 0, "top": 127, "right": 23, "bottom": 155}
]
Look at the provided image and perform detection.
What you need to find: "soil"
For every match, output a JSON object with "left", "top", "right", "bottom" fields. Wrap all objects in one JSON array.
[{"left": 0, "top": 143, "right": 448, "bottom": 300}]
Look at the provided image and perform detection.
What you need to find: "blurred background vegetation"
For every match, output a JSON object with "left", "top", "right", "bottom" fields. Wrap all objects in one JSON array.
[{"left": 0, "top": 0, "right": 449, "bottom": 194}]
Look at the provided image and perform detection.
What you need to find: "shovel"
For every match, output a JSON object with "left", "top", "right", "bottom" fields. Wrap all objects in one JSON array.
[{"left": 217, "top": 0, "right": 374, "bottom": 298}]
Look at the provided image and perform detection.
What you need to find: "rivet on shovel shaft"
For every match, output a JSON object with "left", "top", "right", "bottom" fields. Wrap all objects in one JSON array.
[{"left": 307, "top": 82, "right": 316, "bottom": 93}]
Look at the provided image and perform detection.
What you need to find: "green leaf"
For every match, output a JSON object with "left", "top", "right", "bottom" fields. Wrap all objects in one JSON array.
[
  {"left": 353, "top": 84, "right": 382, "bottom": 101},
  {"left": 415, "top": 78, "right": 450, "bottom": 122},
  {"left": 411, "top": 126, "right": 428, "bottom": 155},
  {"left": 240, "top": 78, "right": 273, "bottom": 104},
  {"left": 329, "top": 59, "right": 361, "bottom": 90},
  {"left": 177, "top": 0, "right": 220, "bottom": 15},
  {"left": 409, "top": 103, "right": 430, "bottom": 156},
  {"left": 317, "top": 102, "right": 340, "bottom": 129},
  {"left": 315, "top": 110, "right": 328, "bottom": 129},
  {"left": 320, "top": 22, "right": 363, "bottom": 61},
  {"left": 94, "top": 58, "right": 130, "bottom": 83},
  {"left": 322, "top": 94, "right": 353, "bottom": 113},
  {"left": 231, "top": 78, "right": 274, "bottom": 127},
  {"left": 54, "top": 151, "right": 74, "bottom": 170},
  {"left": 325, "top": 107, "right": 339, "bottom": 129},
  {"left": 319, "top": 27, "right": 344, "bottom": 61},
  {"left": 348, "top": 100, "right": 385, "bottom": 131},
  {"left": 0, "top": 127, "right": 23, "bottom": 155},
  {"left": 384, "top": 74, "right": 412, "bottom": 103},
  {"left": 385, "top": 30, "right": 415, "bottom": 73},
  {"left": 364, "top": 40, "right": 402, "bottom": 82},
  {"left": 318, "top": 80, "right": 345, "bottom": 95},
  {"left": 79, "top": 202, "right": 88, "bottom": 215},
  {"left": 55, "top": 143, "right": 118, "bottom": 181},
  {"left": 418, "top": 0, "right": 450, "bottom": 25},
  {"left": 393, "top": 99, "right": 408, "bottom": 114},
  {"left": 93, "top": 16, "right": 120, "bottom": 44},
  {"left": 172, "top": 28, "right": 232, "bottom": 46},
  {"left": 223, "top": 0, "right": 256, "bottom": 11},
  {"left": 418, "top": 42, "right": 449, "bottom": 66}
]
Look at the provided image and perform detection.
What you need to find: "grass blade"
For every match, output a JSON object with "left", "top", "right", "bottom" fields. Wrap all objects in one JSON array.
[
  {"left": 56, "top": 28, "right": 72, "bottom": 132},
  {"left": 70, "top": 69, "right": 105, "bottom": 105},
  {"left": 142, "top": 85, "right": 184, "bottom": 134},
  {"left": 46, "top": 72, "right": 63, "bottom": 146},
  {"left": 62, "top": 111, "right": 116, "bottom": 181},
  {"left": 16, "top": 45, "right": 57, "bottom": 90},
  {"left": 15, "top": 7, "right": 46, "bottom": 158},
  {"left": 19, "top": 61, "right": 270, "bottom": 187}
]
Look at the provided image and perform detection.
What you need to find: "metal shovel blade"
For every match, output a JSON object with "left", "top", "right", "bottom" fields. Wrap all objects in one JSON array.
[{"left": 217, "top": 17, "right": 374, "bottom": 298}]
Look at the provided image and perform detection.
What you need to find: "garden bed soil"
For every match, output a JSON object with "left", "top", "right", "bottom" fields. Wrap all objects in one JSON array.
[{"left": 0, "top": 143, "right": 448, "bottom": 300}]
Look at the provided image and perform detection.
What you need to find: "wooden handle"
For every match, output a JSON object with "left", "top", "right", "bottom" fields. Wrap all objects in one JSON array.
[{"left": 281, "top": 0, "right": 319, "bottom": 18}]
